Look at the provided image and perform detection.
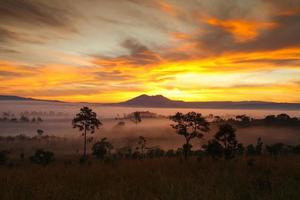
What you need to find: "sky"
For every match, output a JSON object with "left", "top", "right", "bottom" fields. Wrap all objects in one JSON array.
[{"left": 0, "top": 0, "right": 300, "bottom": 103}]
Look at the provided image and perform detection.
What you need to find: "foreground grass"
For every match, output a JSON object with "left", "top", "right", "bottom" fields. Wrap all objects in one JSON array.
[{"left": 0, "top": 156, "right": 300, "bottom": 200}]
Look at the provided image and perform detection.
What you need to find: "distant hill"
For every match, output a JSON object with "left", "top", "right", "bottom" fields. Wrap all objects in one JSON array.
[
  {"left": 115, "top": 94, "right": 300, "bottom": 110},
  {"left": 0, "top": 95, "right": 62, "bottom": 103},
  {"left": 120, "top": 94, "right": 182, "bottom": 107},
  {"left": 1, "top": 94, "right": 300, "bottom": 110}
]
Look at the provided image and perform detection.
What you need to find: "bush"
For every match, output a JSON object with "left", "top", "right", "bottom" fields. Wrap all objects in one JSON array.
[
  {"left": 166, "top": 149, "right": 176, "bottom": 157},
  {"left": 266, "top": 143, "right": 284, "bottom": 157},
  {"left": 146, "top": 148, "right": 165, "bottom": 158},
  {"left": 247, "top": 138, "right": 263, "bottom": 156},
  {"left": 0, "top": 150, "right": 9, "bottom": 165},
  {"left": 92, "top": 138, "right": 113, "bottom": 160},
  {"left": 293, "top": 144, "right": 300, "bottom": 154},
  {"left": 30, "top": 149, "right": 55, "bottom": 165},
  {"left": 202, "top": 140, "right": 223, "bottom": 159}
]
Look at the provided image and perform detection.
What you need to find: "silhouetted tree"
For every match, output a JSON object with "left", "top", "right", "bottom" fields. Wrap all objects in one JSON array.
[
  {"left": 170, "top": 112, "right": 209, "bottom": 160},
  {"left": 92, "top": 138, "right": 113, "bottom": 160},
  {"left": 146, "top": 147, "right": 165, "bottom": 158},
  {"left": 72, "top": 107, "right": 102, "bottom": 159},
  {"left": 166, "top": 149, "right": 176, "bottom": 157},
  {"left": 37, "top": 117, "right": 43, "bottom": 123},
  {"left": 266, "top": 143, "right": 284, "bottom": 157},
  {"left": 20, "top": 115, "right": 29, "bottom": 123},
  {"left": 30, "top": 149, "right": 54, "bottom": 165},
  {"left": 130, "top": 111, "right": 142, "bottom": 124},
  {"left": 137, "top": 136, "right": 146, "bottom": 158},
  {"left": 32, "top": 117, "right": 36, "bottom": 123},
  {"left": 116, "top": 146, "right": 133, "bottom": 159},
  {"left": 37, "top": 129, "right": 44, "bottom": 137},
  {"left": 214, "top": 124, "right": 243, "bottom": 160},
  {"left": 202, "top": 140, "right": 223, "bottom": 159},
  {"left": 236, "top": 115, "right": 251, "bottom": 127},
  {"left": 20, "top": 152, "right": 25, "bottom": 162},
  {"left": 255, "top": 137, "right": 263, "bottom": 155},
  {"left": 246, "top": 138, "right": 263, "bottom": 156},
  {"left": 276, "top": 113, "right": 290, "bottom": 121}
]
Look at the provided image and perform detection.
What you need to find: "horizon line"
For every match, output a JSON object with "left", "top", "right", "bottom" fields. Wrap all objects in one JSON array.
[{"left": 1, "top": 94, "right": 300, "bottom": 104}]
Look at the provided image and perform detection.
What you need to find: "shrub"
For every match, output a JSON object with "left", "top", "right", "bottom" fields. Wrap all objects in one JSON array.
[
  {"left": 202, "top": 140, "right": 223, "bottom": 159},
  {"left": 0, "top": 150, "right": 9, "bottom": 165},
  {"left": 166, "top": 149, "right": 176, "bottom": 157},
  {"left": 266, "top": 143, "right": 284, "bottom": 157},
  {"left": 292, "top": 144, "right": 300, "bottom": 154},
  {"left": 146, "top": 148, "right": 165, "bottom": 158},
  {"left": 92, "top": 138, "right": 113, "bottom": 160},
  {"left": 30, "top": 149, "right": 55, "bottom": 165}
]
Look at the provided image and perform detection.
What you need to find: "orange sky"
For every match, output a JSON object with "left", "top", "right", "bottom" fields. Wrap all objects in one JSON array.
[{"left": 0, "top": 0, "right": 300, "bottom": 103}]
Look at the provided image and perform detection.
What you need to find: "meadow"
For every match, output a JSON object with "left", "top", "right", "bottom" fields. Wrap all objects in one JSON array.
[{"left": 0, "top": 156, "right": 300, "bottom": 200}]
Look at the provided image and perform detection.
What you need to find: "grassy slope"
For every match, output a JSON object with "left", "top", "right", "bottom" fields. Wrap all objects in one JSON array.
[{"left": 0, "top": 156, "right": 300, "bottom": 200}]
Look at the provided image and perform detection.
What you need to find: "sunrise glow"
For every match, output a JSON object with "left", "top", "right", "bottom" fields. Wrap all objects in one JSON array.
[{"left": 0, "top": 0, "right": 299, "bottom": 103}]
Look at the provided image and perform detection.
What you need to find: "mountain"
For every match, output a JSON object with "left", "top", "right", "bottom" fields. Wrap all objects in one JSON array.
[
  {"left": 0, "top": 95, "right": 35, "bottom": 101},
  {"left": 1, "top": 94, "right": 300, "bottom": 110},
  {"left": 0, "top": 95, "right": 62, "bottom": 102},
  {"left": 116, "top": 94, "right": 300, "bottom": 110},
  {"left": 120, "top": 94, "right": 182, "bottom": 107}
]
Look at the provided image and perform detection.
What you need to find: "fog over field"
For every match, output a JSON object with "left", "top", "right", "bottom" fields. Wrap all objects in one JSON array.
[{"left": 1, "top": 100, "right": 300, "bottom": 156}]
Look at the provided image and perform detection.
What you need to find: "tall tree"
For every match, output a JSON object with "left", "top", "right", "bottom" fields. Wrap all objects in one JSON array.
[
  {"left": 214, "top": 124, "right": 243, "bottom": 160},
  {"left": 170, "top": 112, "right": 209, "bottom": 160},
  {"left": 72, "top": 107, "right": 102, "bottom": 158}
]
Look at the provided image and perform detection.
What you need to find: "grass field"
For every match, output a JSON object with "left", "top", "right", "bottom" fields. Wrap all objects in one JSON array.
[{"left": 0, "top": 156, "right": 300, "bottom": 200}]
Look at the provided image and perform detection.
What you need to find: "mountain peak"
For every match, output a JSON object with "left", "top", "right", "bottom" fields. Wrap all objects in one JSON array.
[
  {"left": 132, "top": 94, "right": 170, "bottom": 99},
  {"left": 122, "top": 94, "right": 173, "bottom": 107}
]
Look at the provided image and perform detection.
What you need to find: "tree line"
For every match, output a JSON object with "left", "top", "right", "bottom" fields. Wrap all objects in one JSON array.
[{"left": 1, "top": 106, "right": 300, "bottom": 166}]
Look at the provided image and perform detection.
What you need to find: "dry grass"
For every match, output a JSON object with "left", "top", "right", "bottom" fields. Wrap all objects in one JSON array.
[{"left": 0, "top": 156, "right": 300, "bottom": 200}]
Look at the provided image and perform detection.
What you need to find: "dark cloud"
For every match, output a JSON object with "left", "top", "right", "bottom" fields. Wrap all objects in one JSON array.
[
  {"left": 239, "top": 14, "right": 300, "bottom": 51},
  {"left": 120, "top": 39, "right": 162, "bottom": 65},
  {"left": 196, "top": 24, "right": 236, "bottom": 55},
  {"left": 94, "top": 39, "right": 162, "bottom": 67},
  {"left": 263, "top": 0, "right": 300, "bottom": 10},
  {"left": 0, "top": 27, "right": 16, "bottom": 43},
  {"left": 232, "top": 58, "right": 300, "bottom": 66},
  {"left": 0, "top": 47, "right": 19, "bottom": 54},
  {"left": 0, "top": 26, "right": 49, "bottom": 45},
  {"left": 193, "top": 12, "right": 300, "bottom": 56},
  {"left": 0, "top": 71, "right": 21, "bottom": 77},
  {"left": 0, "top": 0, "right": 77, "bottom": 31},
  {"left": 191, "top": 0, "right": 266, "bottom": 20}
]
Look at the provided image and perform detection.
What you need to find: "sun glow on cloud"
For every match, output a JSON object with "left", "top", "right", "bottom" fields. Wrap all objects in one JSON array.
[
  {"left": 0, "top": 0, "right": 300, "bottom": 103},
  {"left": 205, "top": 18, "right": 277, "bottom": 42}
]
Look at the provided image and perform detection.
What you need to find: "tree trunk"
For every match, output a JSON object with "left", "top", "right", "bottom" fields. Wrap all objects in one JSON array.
[
  {"left": 83, "top": 129, "right": 87, "bottom": 158},
  {"left": 184, "top": 146, "right": 188, "bottom": 160},
  {"left": 183, "top": 138, "right": 189, "bottom": 160}
]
